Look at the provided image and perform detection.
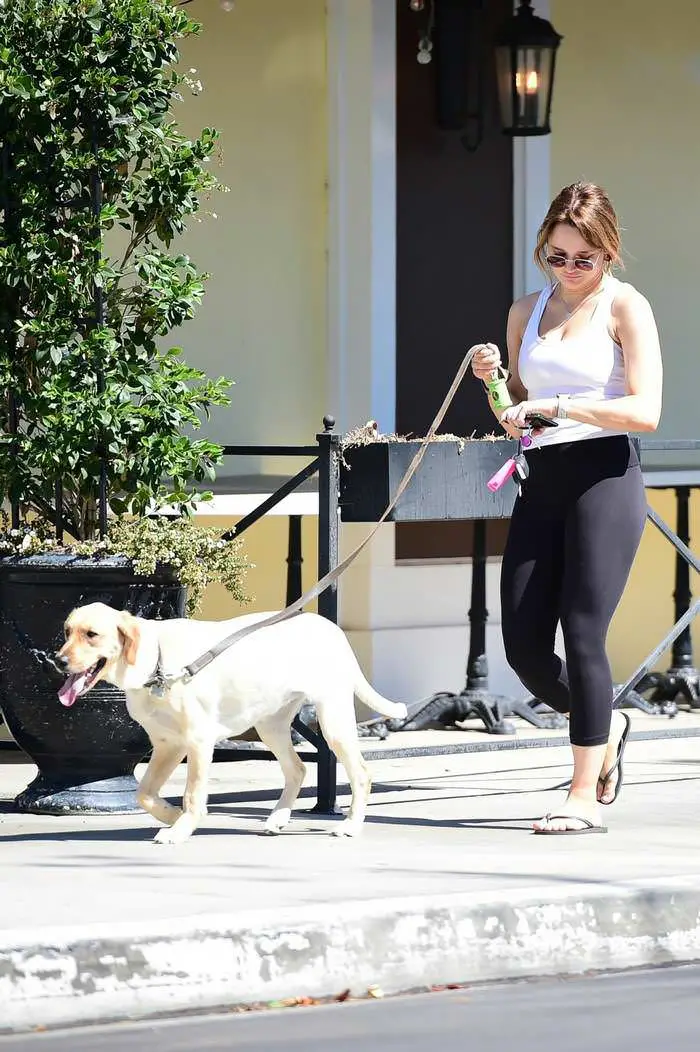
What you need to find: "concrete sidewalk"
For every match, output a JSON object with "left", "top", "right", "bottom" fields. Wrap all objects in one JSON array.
[{"left": 1, "top": 719, "right": 700, "bottom": 1033}]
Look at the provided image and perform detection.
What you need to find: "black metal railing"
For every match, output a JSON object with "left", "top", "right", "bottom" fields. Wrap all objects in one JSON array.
[
  {"left": 629, "top": 439, "right": 700, "bottom": 711},
  {"left": 208, "top": 415, "right": 340, "bottom": 814},
  {"left": 209, "top": 430, "right": 700, "bottom": 801},
  {"left": 2, "top": 421, "right": 697, "bottom": 813},
  {"left": 322, "top": 433, "right": 700, "bottom": 739}
]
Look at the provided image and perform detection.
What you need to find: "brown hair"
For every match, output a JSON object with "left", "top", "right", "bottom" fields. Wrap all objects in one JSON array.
[{"left": 534, "top": 182, "right": 622, "bottom": 273}]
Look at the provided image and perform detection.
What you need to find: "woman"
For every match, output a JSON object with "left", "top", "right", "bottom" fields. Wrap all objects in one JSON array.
[{"left": 472, "top": 181, "right": 662, "bottom": 835}]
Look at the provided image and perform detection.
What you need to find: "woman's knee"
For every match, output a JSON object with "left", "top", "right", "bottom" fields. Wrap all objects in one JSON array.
[
  {"left": 561, "top": 613, "right": 608, "bottom": 669},
  {"left": 503, "top": 629, "right": 547, "bottom": 679},
  {"left": 503, "top": 631, "right": 569, "bottom": 713}
]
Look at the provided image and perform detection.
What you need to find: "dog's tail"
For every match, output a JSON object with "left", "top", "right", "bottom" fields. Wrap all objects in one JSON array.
[{"left": 353, "top": 668, "right": 408, "bottom": 722}]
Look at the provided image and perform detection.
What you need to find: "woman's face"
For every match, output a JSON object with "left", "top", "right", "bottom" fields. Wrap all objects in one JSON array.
[{"left": 546, "top": 222, "right": 607, "bottom": 295}]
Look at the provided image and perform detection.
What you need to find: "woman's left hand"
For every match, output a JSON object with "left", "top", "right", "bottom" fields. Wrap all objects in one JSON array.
[{"left": 500, "top": 398, "right": 557, "bottom": 432}]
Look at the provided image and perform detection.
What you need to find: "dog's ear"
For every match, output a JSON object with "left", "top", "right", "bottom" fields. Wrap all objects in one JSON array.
[{"left": 117, "top": 612, "right": 141, "bottom": 667}]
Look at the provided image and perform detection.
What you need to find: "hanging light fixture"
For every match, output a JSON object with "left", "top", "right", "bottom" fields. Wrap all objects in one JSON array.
[{"left": 494, "top": 0, "right": 563, "bottom": 136}]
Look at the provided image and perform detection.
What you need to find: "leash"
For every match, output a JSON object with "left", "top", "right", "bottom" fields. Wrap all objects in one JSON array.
[{"left": 148, "top": 343, "right": 485, "bottom": 693}]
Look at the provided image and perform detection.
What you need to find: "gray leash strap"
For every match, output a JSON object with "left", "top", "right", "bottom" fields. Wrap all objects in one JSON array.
[{"left": 181, "top": 343, "right": 484, "bottom": 682}]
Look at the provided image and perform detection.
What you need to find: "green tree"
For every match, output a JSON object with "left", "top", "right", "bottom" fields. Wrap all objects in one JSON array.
[{"left": 0, "top": 0, "right": 232, "bottom": 541}]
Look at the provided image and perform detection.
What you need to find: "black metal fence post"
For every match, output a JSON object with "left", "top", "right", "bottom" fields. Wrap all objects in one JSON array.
[
  {"left": 317, "top": 415, "right": 340, "bottom": 623},
  {"left": 313, "top": 415, "right": 340, "bottom": 812},
  {"left": 285, "top": 515, "right": 303, "bottom": 606}
]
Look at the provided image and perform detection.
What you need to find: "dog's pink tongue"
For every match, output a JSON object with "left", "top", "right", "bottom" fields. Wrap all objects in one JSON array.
[{"left": 58, "top": 672, "right": 89, "bottom": 708}]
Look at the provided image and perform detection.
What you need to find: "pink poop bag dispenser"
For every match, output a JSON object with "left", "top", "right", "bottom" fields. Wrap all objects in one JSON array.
[{"left": 487, "top": 435, "right": 532, "bottom": 492}]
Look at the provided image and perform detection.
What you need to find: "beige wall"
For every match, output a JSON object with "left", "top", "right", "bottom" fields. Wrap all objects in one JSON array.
[
  {"left": 196, "top": 513, "right": 319, "bottom": 621},
  {"left": 161, "top": 3, "right": 328, "bottom": 620},
  {"left": 551, "top": 0, "right": 700, "bottom": 672},
  {"left": 551, "top": 0, "right": 700, "bottom": 452},
  {"left": 174, "top": 0, "right": 328, "bottom": 459}
]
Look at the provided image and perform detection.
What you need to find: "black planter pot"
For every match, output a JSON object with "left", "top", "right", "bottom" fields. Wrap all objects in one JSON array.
[{"left": 0, "top": 553, "right": 186, "bottom": 815}]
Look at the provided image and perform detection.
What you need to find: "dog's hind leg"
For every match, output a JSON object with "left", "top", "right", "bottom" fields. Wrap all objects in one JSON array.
[
  {"left": 255, "top": 708, "right": 307, "bottom": 835},
  {"left": 315, "top": 698, "right": 371, "bottom": 837},
  {"left": 154, "top": 738, "right": 215, "bottom": 845},
  {"left": 137, "top": 741, "right": 186, "bottom": 828}
]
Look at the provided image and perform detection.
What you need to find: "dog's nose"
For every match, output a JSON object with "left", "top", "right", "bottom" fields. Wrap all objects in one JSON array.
[{"left": 56, "top": 653, "right": 69, "bottom": 670}]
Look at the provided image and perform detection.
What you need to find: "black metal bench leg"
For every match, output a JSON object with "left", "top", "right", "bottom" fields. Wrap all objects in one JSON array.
[{"left": 403, "top": 520, "right": 567, "bottom": 734}]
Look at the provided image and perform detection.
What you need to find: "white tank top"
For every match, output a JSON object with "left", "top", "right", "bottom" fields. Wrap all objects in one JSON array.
[{"left": 518, "top": 276, "right": 627, "bottom": 448}]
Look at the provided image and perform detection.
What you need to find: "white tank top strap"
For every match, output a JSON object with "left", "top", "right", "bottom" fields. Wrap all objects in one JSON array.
[
  {"left": 587, "top": 272, "right": 612, "bottom": 305},
  {"left": 588, "top": 274, "right": 620, "bottom": 329},
  {"left": 522, "top": 283, "right": 555, "bottom": 345}
]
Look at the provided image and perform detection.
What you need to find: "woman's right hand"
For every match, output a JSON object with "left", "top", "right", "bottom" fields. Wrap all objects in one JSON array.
[{"left": 471, "top": 342, "right": 502, "bottom": 382}]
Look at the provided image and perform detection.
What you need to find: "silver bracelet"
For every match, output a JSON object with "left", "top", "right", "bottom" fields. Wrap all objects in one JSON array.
[{"left": 556, "top": 394, "right": 570, "bottom": 420}]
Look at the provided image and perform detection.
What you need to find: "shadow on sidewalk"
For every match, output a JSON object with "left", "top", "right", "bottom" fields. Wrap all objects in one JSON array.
[
  {"left": 0, "top": 809, "right": 546, "bottom": 843},
  {"left": 0, "top": 823, "right": 262, "bottom": 844}
]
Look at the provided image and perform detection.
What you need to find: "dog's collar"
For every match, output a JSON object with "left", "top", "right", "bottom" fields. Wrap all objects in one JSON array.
[
  {"left": 143, "top": 646, "right": 167, "bottom": 696},
  {"left": 142, "top": 646, "right": 188, "bottom": 697},
  {"left": 142, "top": 643, "right": 170, "bottom": 694}
]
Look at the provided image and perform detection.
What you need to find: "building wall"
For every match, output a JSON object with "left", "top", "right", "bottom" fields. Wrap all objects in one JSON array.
[
  {"left": 175, "top": 0, "right": 328, "bottom": 460},
  {"left": 171, "top": 0, "right": 329, "bottom": 629},
  {"left": 550, "top": 0, "right": 700, "bottom": 452},
  {"left": 551, "top": 0, "right": 700, "bottom": 672},
  {"left": 176, "top": 2, "right": 697, "bottom": 700}
]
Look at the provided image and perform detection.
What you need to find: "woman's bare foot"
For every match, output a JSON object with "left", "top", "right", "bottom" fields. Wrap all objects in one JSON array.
[
  {"left": 597, "top": 710, "right": 630, "bottom": 804},
  {"left": 533, "top": 791, "right": 604, "bottom": 833}
]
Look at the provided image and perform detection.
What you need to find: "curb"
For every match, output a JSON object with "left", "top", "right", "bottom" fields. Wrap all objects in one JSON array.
[{"left": 3, "top": 877, "right": 700, "bottom": 1033}]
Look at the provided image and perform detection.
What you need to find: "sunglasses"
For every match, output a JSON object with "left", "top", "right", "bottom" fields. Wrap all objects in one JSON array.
[{"left": 545, "top": 251, "right": 602, "bottom": 272}]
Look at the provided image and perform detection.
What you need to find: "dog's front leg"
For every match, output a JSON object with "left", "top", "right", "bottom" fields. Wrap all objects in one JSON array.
[
  {"left": 153, "top": 739, "right": 214, "bottom": 845},
  {"left": 137, "top": 742, "right": 186, "bottom": 827}
]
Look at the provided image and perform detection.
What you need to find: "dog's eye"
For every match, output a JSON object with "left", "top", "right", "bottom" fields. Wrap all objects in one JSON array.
[{"left": 85, "top": 630, "right": 98, "bottom": 640}]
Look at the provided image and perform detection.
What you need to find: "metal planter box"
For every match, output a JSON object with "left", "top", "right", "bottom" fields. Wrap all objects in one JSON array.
[{"left": 339, "top": 439, "right": 517, "bottom": 523}]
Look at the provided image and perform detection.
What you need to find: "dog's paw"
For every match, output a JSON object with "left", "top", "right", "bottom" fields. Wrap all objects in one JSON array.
[
  {"left": 331, "top": 820, "right": 362, "bottom": 838},
  {"left": 153, "top": 825, "right": 192, "bottom": 846},
  {"left": 264, "top": 808, "right": 291, "bottom": 835}
]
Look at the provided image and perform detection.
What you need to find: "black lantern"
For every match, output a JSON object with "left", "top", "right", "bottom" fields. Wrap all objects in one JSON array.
[{"left": 495, "top": 0, "right": 563, "bottom": 136}]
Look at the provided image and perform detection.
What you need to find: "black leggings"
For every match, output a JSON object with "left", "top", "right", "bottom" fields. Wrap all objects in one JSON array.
[{"left": 500, "top": 435, "right": 647, "bottom": 747}]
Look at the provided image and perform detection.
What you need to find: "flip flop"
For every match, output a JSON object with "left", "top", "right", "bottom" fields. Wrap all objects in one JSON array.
[
  {"left": 533, "top": 814, "right": 608, "bottom": 836},
  {"left": 598, "top": 711, "right": 631, "bottom": 805}
]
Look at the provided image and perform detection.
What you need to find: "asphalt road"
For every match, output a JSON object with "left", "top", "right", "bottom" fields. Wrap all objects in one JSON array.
[{"left": 3, "top": 965, "right": 700, "bottom": 1051}]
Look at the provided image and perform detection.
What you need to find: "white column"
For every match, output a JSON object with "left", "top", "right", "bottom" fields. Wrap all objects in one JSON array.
[{"left": 326, "top": 0, "right": 396, "bottom": 435}]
